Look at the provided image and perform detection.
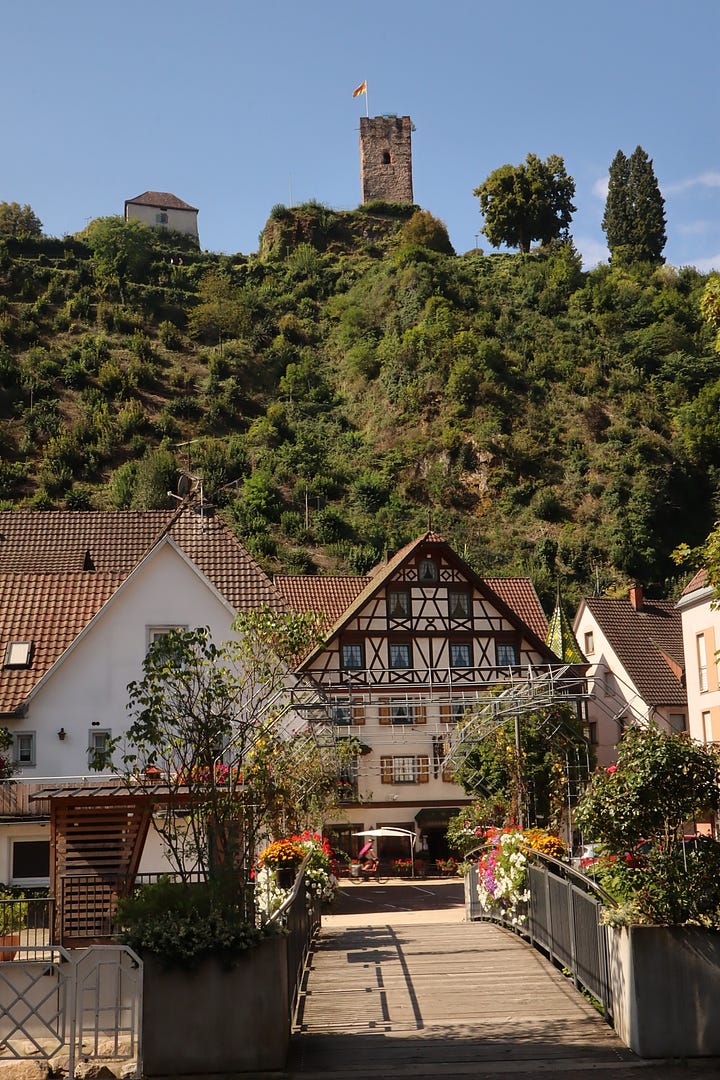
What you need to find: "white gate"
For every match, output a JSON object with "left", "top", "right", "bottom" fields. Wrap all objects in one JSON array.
[{"left": 0, "top": 945, "right": 142, "bottom": 1078}]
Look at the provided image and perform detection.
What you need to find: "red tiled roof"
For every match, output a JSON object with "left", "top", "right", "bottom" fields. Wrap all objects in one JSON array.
[
  {"left": 485, "top": 579, "right": 549, "bottom": 642},
  {"left": 681, "top": 568, "right": 709, "bottom": 596},
  {"left": 125, "top": 191, "right": 198, "bottom": 212},
  {"left": 0, "top": 572, "right": 123, "bottom": 714},
  {"left": 274, "top": 576, "right": 369, "bottom": 625},
  {"left": 0, "top": 507, "right": 285, "bottom": 612},
  {"left": 584, "top": 596, "right": 686, "bottom": 705}
]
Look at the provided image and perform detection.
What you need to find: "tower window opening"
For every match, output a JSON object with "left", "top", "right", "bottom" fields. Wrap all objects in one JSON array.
[{"left": 382, "top": 151, "right": 392, "bottom": 165}]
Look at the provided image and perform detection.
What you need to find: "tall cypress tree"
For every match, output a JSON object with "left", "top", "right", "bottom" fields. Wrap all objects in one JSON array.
[{"left": 602, "top": 146, "right": 666, "bottom": 265}]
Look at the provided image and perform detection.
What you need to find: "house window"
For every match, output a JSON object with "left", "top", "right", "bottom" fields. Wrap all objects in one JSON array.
[
  {"left": 390, "top": 700, "right": 414, "bottom": 724},
  {"left": 702, "top": 710, "right": 713, "bottom": 742},
  {"left": 448, "top": 590, "right": 471, "bottom": 618},
  {"left": 393, "top": 756, "right": 416, "bottom": 783},
  {"left": 419, "top": 558, "right": 438, "bottom": 582},
  {"left": 388, "top": 590, "right": 411, "bottom": 618},
  {"left": 13, "top": 732, "right": 36, "bottom": 767},
  {"left": 497, "top": 642, "right": 519, "bottom": 667},
  {"left": 11, "top": 839, "right": 50, "bottom": 884},
  {"left": 147, "top": 625, "right": 187, "bottom": 650},
  {"left": 332, "top": 705, "right": 353, "bottom": 726},
  {"left": 4, "top": 641, "right": 32, "bottom": 668},
  {"left": 342, "top": 642, "right": 365, "bottom": 670},
  {"left": 88, "top": 729, "right": 111, "bottom": 771},
  {"left": 668, "top": 713, "right": 686, "bottom": 734},
  {"left": 389, "top": 642, "right": 412, "bottom": 669},
  {"left": 697, "top": 633, "right": 709, "bottom": 692},
  {"left": 584, "top": 631, "right": 595, "bottom": 655},
  {"left": 155, "top": 212, "right": 169, "bottom": 224},
  {"left": 450, "top": 642, "right": 472, "bottom": 668}
]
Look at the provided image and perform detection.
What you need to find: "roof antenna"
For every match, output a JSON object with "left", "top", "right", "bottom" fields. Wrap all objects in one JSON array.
[{"left": 427, "top": 509, "right": 432, "bottom": 533}]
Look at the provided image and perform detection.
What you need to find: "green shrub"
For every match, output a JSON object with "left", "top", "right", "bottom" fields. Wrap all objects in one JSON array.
[{"left": 116, "top": 879, "right": 271, "bottom": 970}]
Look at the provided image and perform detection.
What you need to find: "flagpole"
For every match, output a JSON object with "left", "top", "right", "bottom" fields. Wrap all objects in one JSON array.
[{"left": 365, "top": 82, "right": 369, "bottom": 118}]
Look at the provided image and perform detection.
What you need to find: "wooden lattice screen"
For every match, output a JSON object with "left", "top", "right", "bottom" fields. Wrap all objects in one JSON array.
[{"left": 49, "top": 790, "right": 153, "bottom": 946}]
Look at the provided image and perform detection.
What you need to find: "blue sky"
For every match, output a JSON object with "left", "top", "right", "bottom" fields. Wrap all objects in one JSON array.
[{"left": 4, "top": 0, "right": 720, "bottom": 270}]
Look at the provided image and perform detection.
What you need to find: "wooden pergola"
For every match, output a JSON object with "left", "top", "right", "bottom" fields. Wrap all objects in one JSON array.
[{"left": 31, "top": 781, "right": 182, "bottom": 947}]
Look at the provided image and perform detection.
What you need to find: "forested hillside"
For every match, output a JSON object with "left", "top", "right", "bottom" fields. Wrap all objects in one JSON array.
[{"left": 1, "top": 201, "right": 718, "bottom": 609}]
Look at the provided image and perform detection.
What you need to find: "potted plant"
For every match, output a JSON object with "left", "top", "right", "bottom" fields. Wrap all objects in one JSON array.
[
  {"left": 436, "top": 857, "right": 459, "bottom": 876},
  {"left": 392, "top": 858, "right": 413, "bottom": 877},
  {"left": 0, "top": 887, "right": 28, "bottom": 961},
  {"left": 257, "top": 838, "right": 306, "bottom": 889},
  {"left": 575, "top": 726, "right": 720, "bottom": 1057}
]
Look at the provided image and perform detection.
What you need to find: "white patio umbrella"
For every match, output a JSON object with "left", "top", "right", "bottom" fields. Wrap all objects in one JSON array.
[{"left": 354, "top": 827, "right": 417, "bottom": 876}]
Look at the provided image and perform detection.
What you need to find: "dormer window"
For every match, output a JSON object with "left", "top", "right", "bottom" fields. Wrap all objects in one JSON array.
[{"left": 5, "top": 641, "right": 32, "bottom": 668}]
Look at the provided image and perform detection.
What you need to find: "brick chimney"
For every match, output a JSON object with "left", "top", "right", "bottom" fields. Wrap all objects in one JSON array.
[{"left": 629, "top": 583, "right": 644, "bottom": 611}]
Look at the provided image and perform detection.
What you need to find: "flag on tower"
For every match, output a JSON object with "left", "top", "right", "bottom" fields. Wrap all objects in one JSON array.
[{"left": 352, "top": 80, "right": 367, "bottom": 98}]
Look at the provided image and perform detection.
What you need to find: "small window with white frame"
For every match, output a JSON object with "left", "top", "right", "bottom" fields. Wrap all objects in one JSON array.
[
  {"left": 697, "top": 633, "right": 709, "bottom": 693},
  {"left": 390, "top": 700, "right": 414, "bottom": 724},
  {"left": 88, "top": 728, "right": 112, "bottom": 771},
  {"left": 583, "top": 631, "right": 595, "bottom": 656},
  {"left": 13, "top": 732, "right": 36, "bottom": 767},
  {"left": 4, "top": 641, "right": 33, "bottom": 668},
  {"left": 393, "top": 756, "right": 416, "bottom": 783},
  {"left": 11, "top": 839, "right": 50, "bottom": 885},
  {"left": 147, "top": 625, "right": 187, "bottom": 651}
]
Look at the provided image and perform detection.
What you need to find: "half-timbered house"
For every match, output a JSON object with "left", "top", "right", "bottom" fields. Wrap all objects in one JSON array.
[{"left": 276, "top": 532, "right": 561, "bottom": 865}]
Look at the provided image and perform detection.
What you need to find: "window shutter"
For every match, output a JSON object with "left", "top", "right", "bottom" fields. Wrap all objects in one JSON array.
[
  {"left": 352, "top": 703, "right": 366, "bottom": 726},
  {"left": 440, "top": 704, "right": 451, "bottom": 722},
  {"left": 380, "top": 756, "right": 393, "bottom": 784},
  {"left": 441, "top": 763, "right": 455, "bottom": 783},
  {"left": 379, "top": 701, "right": 391, "bottom": 725},
  {"left": 414, "top": 704, "right": 426, "bottom": 724},
  {"left": 416, "top": 756, "right": 430, "bottom": 783}
]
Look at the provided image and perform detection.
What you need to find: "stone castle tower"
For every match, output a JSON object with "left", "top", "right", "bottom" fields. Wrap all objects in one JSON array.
[{"left": 359, "top": 115, "right": 413, "bottom": 204}]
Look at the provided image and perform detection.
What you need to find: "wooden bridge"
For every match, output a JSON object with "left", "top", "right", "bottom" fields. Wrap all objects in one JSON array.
[{"left": 287, "top": 882, "right": 636, "bottom": 1079}]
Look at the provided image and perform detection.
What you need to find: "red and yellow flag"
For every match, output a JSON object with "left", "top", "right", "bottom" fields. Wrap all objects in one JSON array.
[{"left": 352, "top": 80, "right": 367, "bottom": 98}]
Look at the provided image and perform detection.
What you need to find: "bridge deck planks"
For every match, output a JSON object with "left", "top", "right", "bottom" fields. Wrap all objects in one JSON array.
[{"left": 289, "top": 920, "right": 635, "bottom": 1077}]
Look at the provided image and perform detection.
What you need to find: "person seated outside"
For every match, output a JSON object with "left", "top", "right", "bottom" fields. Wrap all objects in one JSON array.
[{"left": 359, "top": 848, "right": 378, "bottom": 875}]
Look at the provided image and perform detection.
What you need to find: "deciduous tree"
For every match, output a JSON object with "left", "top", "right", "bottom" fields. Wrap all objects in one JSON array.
[
  {"left": 473, "top": 154, "right": 576, "bottom": 254},
  {"left": 0, "top": 202, "right": 42, "bottom": 239}
]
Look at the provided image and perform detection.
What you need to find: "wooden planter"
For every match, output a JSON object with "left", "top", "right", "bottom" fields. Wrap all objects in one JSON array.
[
  {"left": 142, "top": 935, "right": 289, "bottom": 1075},
  {"left": 608, "top": 925, "right": 720, "bottom": 1057},
  {"left": 0, "top": 933, "right": 20, "bottom": 961}
]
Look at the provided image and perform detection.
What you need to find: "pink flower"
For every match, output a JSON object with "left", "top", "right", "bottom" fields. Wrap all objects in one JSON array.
[{"left": 606, "top": 765, "right": 617, "bottom": 774}]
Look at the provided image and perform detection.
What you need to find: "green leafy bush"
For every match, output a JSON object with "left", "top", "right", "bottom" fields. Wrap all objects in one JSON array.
[{"left": 117, "top": 879, "right": 273, "bottom": 970}]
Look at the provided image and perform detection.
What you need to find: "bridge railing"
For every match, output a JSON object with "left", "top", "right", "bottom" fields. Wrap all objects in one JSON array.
[
  {"left": 465, "top": 849, "right": 615, "bottom": 1021},
  {"left": 267, "top": 852, "right": 321, "bottom": 1023}
]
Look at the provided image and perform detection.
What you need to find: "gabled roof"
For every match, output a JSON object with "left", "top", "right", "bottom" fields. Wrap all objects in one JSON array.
[
  {"left": 581, "top": 596, "right": 686, "bottom": 706},
  {"left": 294, "top": 532, "right": 556, "bottom": 668},
  {"left": 681, "top": 567, "right": 709, "bottom": 596},
  {"left": 0, "top": 572, "right": 123, "bottom": 715},
  {"left": 0, "top": 506, "right": 285, "bottom": 612},
  {"left": 125, "top": 191, "right": 198, "bottom": 212}
]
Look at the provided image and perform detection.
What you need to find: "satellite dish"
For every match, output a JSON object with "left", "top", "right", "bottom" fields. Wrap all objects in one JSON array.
[{"left": 177, "top": 474, "right": 191, "bottom": 498}]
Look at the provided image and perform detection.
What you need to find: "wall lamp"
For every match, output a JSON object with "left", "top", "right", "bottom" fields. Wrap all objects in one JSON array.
[{"left": 57, "top": 727, "right": 67, "bottom": 741}]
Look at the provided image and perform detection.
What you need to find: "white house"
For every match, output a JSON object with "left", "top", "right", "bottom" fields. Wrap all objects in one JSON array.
[
  {"left": 0, "top": 504, "right": 286, "bottom": 886},
  {"left": 573, "top": 585, "right": 687, "bottom": 767},
  {"left": 676, "top": 568, "right": 720, "bottom": 745},
  {"left": 124, "top": 191, "right": 199, "bottom": 242}
]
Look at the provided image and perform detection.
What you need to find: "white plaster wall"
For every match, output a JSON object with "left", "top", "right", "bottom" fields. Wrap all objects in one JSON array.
[
  {"left": 125, "top": 203, "right": 198, "bottom": 238},
  {"left": 12, "top": 543, "right": 236, "bottom": 780},
  {"left": 573, "top": 604, "right": 648, "bottom": 766},
  {"left": 678, "top": 588, "right": 720, "bottom": 743}
]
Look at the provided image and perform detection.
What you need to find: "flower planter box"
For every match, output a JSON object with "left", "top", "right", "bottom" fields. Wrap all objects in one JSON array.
[
  {"left": 141, "top": 935, "right": 289, "bottom": 1076},
  {"left": 608, "top": 925, "right": 720, "bottom": 1057}
]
